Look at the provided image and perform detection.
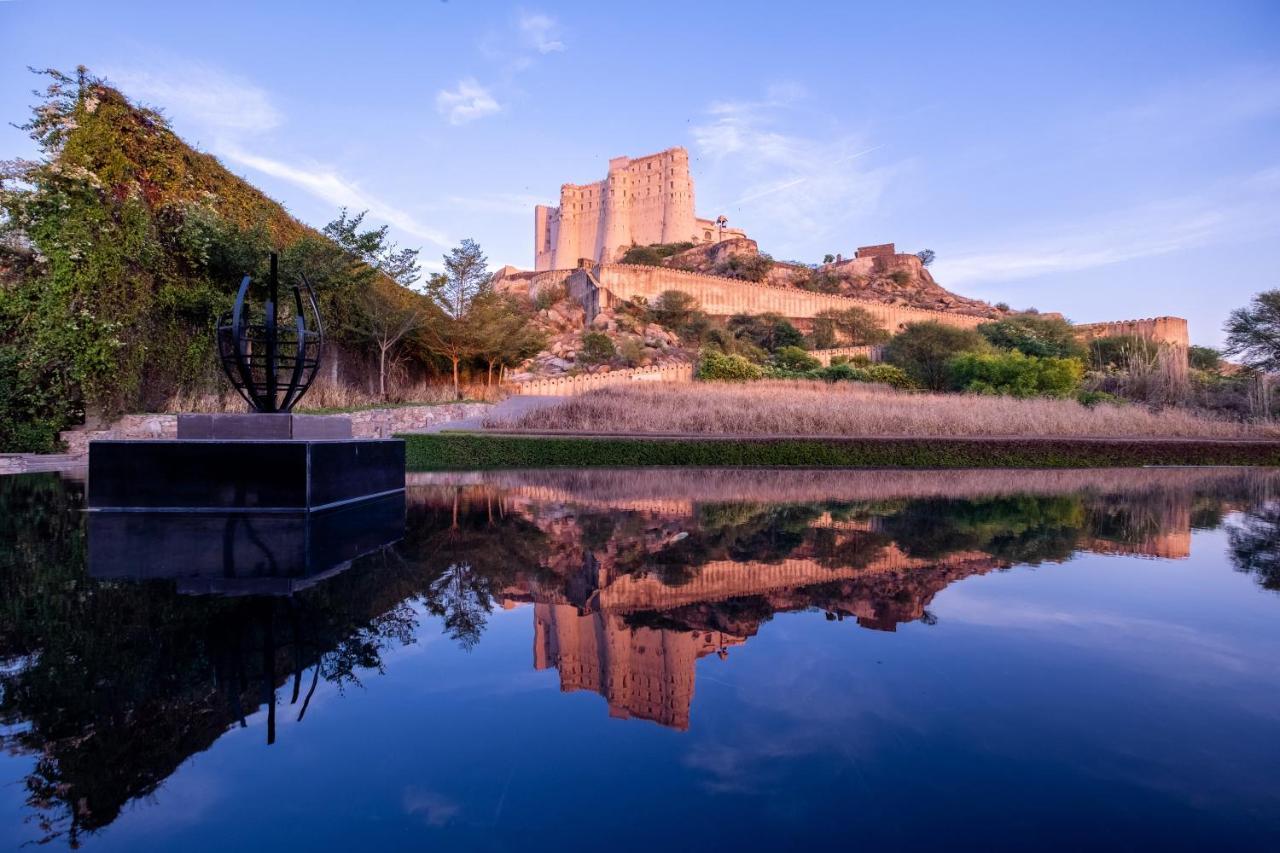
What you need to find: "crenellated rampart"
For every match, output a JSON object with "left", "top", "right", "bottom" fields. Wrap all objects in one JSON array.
[
  {"left": 1074, "top": 316, "right": 1189, "bottom": 349},
  {"left": 592, "top": 263, "right": 988, "bottom": 334}
]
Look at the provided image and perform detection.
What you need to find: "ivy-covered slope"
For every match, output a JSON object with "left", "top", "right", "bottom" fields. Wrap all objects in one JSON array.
[{"left": 0, "top": 69, "right": 408, "bottom": 451}]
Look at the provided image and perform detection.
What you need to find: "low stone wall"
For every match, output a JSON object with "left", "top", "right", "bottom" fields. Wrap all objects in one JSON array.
[
  {"left": 508, "top": 363, "right": 695, "bottom": 396},
  {"left": 346, "top": 403, "right": 491, "bottom": 438},
  {"left": 55, "top": 403, "right": 493, "bottom": 454},
  {"left": 810, "top": 346, "right": 884, "bottom": 366}
]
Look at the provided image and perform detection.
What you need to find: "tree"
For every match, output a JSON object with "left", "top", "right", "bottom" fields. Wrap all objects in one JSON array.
[
  {"left": 812, "top": 307, "right": 891, "bottom": 349},
  {"left": 915, "top": 249, "right": 936, "bottom": 267},
  {"left": 884, "top": 322, "right": 988, "bottom": 390},
  {"left": 1223, "top": 290, "right": 1280, "bottom": 373},
  {"left": 470, "top": 292, "right": 544, "bottom": 384},
  {"left": 421, "top": 239, "right": 491, "bottom": 399},
  {"left": 1188, "top": 345, "right": 1224, "bottom": 372},
  {"left": 977, "top": 313, "right": 1086, "bottom": 359},
  {"left": 345, "top": 290, "right": 431, "bottom": 400},
  {"left": 822, "top": 254, "right": 836, "bottom": 264},
  {"left": 727, "top": 312, "right": 805, "bottom": 352}
]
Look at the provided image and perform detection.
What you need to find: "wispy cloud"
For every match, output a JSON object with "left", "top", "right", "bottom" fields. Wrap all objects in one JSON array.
[
  {"left": 219, "top": 144, "right": 451, "bottom": 248},
  {"left": 103, "top": 65, "right": 282, "bottom": 134},
  {"left": 518, "top": 11, "right": 565, "bottom": 54},
  {"left": 435, "top": 78, "right": 501, "bottom": 125},
  {"left": 691, "top": 86, "right": 901, "bottom": 248},
  {"left": 934, "top": 168, "right": 1280, "bottom": 286},
  {"left": 441, "top": 192, "right": 544, "bottom": 215}
]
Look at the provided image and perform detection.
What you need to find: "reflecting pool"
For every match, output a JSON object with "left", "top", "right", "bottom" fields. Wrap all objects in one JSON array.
[{"left": 2, "top": 467, "right": 1279, "bottom": 850}]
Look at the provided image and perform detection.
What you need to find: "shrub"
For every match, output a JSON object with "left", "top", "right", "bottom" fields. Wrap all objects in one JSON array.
[
  {"left": 618, "top": 337, "right": 647, "bottom": 367},
  {"left": 884, "top": 322, "right": 989, "bottom": 390},
  {"left": 534, "top": 284, "right": 567, "bottom": 311},
  {"left": 580, "top": 331, "right": 616, "bottom": 364},
  {"left": 949, "top": 350, "right": 1084, "bottom": 398},
  {"left": 978, "top": 314, "right": 1086, "bottom": 359},
  {"left": 773, "top": 346, "right": 821, "bottom": 372},
  {"left": 619, "top": 242, "right": 695, "bottom": 266},
  {"left": 696, "top": 348, "right": 765, "bottom": 381},
  {"left": 811, "top": 363, "right": 918, "bottom": 389},
  {"left": 728, "top": 312, "right": 805, "bottom": 352},
  {"left": 859, "top": 364, "right": 919, "bottom": 390},
  {"left": 716, "top": 253, "right": 774, "bottom": 282}
]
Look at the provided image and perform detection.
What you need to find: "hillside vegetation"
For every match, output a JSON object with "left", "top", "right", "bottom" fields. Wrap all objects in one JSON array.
[{"left": 0, "top": 68, "right": 434, "bottom": 451}]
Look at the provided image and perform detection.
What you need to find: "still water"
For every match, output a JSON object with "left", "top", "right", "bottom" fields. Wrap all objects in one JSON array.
[{"left": 1, "top": 467, "right": 1279, "bottom": 850}]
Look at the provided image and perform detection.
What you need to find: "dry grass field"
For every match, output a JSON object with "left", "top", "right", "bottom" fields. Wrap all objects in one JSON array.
[
  {"left": 488, "top": 381, "right": 1280, "bottom": 440},
  {"left": 165, "top": 378, "right": 506, "bottom": 413}
]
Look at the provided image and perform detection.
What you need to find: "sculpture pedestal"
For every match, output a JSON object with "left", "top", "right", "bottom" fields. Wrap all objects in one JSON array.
[{"left": 87, "top": 414, "right": 404, "bottom": 512}]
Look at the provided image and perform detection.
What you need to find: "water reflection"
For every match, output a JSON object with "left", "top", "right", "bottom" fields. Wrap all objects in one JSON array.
[{"left": 1, "top": 467, "right": 1278, "bottom": 847}]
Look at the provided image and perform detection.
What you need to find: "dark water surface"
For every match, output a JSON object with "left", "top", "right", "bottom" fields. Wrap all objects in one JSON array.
[{"left": 2, "top": 468, "right": 1279, "bottom": 851}]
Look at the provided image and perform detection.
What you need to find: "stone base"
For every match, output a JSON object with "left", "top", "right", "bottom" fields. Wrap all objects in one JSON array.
[
  {"left": 87, "top": 492, "right": 405, "bottom": 595},
  {"left": 176, "top": 413, "right": 353, "bottom": 440},
  {"left": 87, "top": 438, "right": 404, "bottom": 511}
]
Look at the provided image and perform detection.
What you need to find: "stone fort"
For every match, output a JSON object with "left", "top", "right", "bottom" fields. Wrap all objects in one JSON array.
[
  {"left": 535, "top": 146, "right": 747, "bottom": 270},
  {"left": 517, "top": 146, "right": 1190, "bottom": 358}
]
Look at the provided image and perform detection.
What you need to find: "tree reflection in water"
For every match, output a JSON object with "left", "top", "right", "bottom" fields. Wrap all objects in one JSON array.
[
  {"left": 1228, "top": 500, "right": 1280, "bottom": 591},
  {"left": 2, "top": 467, "right": 1279, "bottom": 846}
]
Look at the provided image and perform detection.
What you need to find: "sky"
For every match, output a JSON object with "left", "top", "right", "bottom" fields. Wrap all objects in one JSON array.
[{"left": 1, "top": 0, "right": 1277, "bottom": 346}]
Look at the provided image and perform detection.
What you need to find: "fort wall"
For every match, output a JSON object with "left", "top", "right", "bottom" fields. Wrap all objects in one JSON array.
[
  {"left": 1074, "top": 316, "right": 1190, "bottom": 350},
  {"left": 591, "top": 263, "right": 988, "bottom": 334}
]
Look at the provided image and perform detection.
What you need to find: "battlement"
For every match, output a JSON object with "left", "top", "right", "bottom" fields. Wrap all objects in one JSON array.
[{"left": 1074, "top": 316, "right": 1189, "bottom": 349}]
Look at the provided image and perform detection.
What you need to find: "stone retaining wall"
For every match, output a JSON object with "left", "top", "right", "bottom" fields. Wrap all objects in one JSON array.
[
  {"left": 509, "top": 363, "right": 695, "bottom": 396},
  {"left": 55, "top": 403, "right": 493, "bottom": 455}
]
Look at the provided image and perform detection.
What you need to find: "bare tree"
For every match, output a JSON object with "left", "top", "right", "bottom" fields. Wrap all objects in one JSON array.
[{"left": 346, "top": 290, "right": 429, "bottom": 400}]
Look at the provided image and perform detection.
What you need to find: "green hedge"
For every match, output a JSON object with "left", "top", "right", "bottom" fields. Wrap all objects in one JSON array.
[{"left": 402, "top": 433, "right": 1280, "bottom": 471}]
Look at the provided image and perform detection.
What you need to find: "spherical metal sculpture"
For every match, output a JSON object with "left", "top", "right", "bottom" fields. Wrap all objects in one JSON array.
[{"left": 216, "top": 253, "right": 323, "bottom": 413}]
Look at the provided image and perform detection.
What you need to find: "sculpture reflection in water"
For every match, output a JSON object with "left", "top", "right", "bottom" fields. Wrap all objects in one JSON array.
[{"left": 2, "top": 468, "right": 1279, "bottom": 846}]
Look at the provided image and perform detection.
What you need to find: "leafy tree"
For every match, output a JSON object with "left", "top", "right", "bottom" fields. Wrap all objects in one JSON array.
[
  {"left": 1223, "top": 290, "right": 1280, "bottom": 372},
  {"left": 884, "top": 322, "right": 988, "bottom": 390},
  {"left": 1188, "top": 345, "right": 1224, "bottom": 372},
  {"left": 421, "top": 239, "right": 490, "bottom": 399},
  {"left": 727, "top": 312, "right": 804, "bottom": 352},
  {"left": 977, "top": 313, "right": 1086, "bottom": 359},
  {"left": 470, "top": 292, "right": 544, "bottom": 384},
  {"left": 649, "top": 289, "right": 709, "bottom": 342},
  {"left": 948, "top": 350, "right": 1084, "bottom": 398},
  {"left": 1088, "top": 334, "right": 1151, "bottom": 371},
  {"left": 915, "top": 249, "right": 936, "bottom": 267},
  {"left": 822, "top": 253, "right": 836, "bottom": 264},
  {"left": 773, "top": 345, "right": 820, "bottom": 372},
  {"left": 812, "top": 307, "right": 890, "bottom": 349}
]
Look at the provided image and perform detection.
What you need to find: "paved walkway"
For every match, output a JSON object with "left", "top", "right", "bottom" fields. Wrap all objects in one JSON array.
[{"left": 413, "top": 395, "right": 563, "bottom": 433}]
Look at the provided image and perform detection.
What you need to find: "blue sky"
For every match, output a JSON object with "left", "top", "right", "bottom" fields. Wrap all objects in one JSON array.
[{"left": 2, "top": 0, "right": 1277, "bottom": 345}]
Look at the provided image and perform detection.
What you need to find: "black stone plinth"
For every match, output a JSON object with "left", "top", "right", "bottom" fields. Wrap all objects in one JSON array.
[
  {"left": 176, "top": 413, "right": 353, "bottom": 440},
  {"left": 87, "top": 439, "right": 405, "bottom": 511},
  {"left": 88, "top": 492, "right": 405, "bottom": 596}
]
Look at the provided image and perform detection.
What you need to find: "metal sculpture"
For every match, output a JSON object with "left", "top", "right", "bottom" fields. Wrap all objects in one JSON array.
[{"left": 216, "top": 253, "right": 323, "bottom": 412}]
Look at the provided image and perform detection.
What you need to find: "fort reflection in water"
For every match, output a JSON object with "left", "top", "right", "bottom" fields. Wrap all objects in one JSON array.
[{"left": 407, "top": 467, "right": 1273, "bottom": 730}]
